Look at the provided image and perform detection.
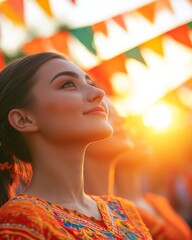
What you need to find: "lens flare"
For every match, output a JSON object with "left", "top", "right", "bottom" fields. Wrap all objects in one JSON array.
[{"left": 142, "top": 103, "right": 172, "bottom": 131}]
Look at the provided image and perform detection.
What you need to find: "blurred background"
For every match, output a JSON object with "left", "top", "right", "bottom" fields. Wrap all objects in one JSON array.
[{"left": 0, "top": 0, "right": 192, "bottom": 226}]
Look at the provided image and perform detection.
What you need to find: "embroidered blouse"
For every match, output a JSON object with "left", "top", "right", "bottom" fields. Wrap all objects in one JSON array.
[
  {"left": 137, "top": 193, "right": 192, "bottom": 240},
  {"left": 0, "top": 194, "right": 152, "bottom": 239}
]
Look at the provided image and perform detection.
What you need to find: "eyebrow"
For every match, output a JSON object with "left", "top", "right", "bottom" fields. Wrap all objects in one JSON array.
[{"left": 50, "top": 71, "right": 91, "bottom": 84}]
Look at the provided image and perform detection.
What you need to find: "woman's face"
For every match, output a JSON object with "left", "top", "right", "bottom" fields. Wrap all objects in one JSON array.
[{"left": 28, "top": 58, "right": 113, "bottom": 144}]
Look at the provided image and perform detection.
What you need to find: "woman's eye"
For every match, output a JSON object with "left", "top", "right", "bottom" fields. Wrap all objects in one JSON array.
[
  {"left": 88, "top": 80, "right": 97, "bottom": 87},
  {"left": 61, "top": 81, "right": 75, "bottom": 88}
]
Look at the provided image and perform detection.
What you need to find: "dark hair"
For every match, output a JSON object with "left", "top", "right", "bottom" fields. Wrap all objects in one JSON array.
[{"left": 0, "top": 52, "right": 66, "bottom": 206}]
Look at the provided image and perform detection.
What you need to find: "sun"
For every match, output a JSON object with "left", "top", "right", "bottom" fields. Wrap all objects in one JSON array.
[{"left": 142, "top": 103, "right": 173, "bottom": 131}]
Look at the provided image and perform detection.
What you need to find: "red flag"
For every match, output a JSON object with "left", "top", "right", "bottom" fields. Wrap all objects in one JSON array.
[
  {"left": 112, "top": 14, "right": 127, "bottom": 31},
  {"left": 0, "top": 52, "right": 5, "bottom": 70},
  {"left": 166, "top": 25, "right": 192, "bottom": 49}
]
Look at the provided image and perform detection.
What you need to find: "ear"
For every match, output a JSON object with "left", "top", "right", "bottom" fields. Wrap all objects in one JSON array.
[{"left": 8, "top": 109, "right": 38, "bottom": 133}]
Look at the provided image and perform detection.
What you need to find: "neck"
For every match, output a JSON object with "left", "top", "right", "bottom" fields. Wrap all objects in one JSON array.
[
  {"left": 25, "top": 140, "right": 87, "bottom": 205},
  {"left": 84, "top": 155, "right": 113, "bottom": 195},
  {"left": 114, "top": 168, "right": 143, "bottom": 202}
]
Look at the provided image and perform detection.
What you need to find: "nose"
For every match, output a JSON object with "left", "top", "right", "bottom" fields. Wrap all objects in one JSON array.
[{"left": 87, "top": 86, "right": 105, "bottom": 103}]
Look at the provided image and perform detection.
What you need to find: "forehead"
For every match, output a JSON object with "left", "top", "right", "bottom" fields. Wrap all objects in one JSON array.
[{"left": 35, "top": 58, "right": 84, "bottom": 82}]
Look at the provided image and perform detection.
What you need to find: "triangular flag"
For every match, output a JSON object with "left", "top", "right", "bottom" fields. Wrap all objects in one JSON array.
[
  {"left": 141, "top": 35, "right": 164, "bottom": 56},
  {"left": 0, "top": 0, "right": 24, "bottom": 25},
  {"left": 0, "top": 52, "right": 5, "bottom": 70},
  {"left": 69, "top": 0, "right": 77, "bottom": 4},
  {"left": 137, "top": 2, "right": 156, "bottom": 23},
  {"left": 166, "top": 25, "right": 192, "bottom": 49},
  {"left": 69, "top": 26, "right": 97, "bottom": 55},
  {"left": 187, "top": 21, "right": 192, "bottom": 29},
  {"left": 124, "top": 46, "right": 147, "bottom": 65},
  {"left": 87, "top": 55, "right": 127, "bottom": 96},
  {"left": 35, "top": 0, "right": 53, "bottom": 17},
  {"left": 22, "top": 37, "right": 50, "bottom": 55},
  {"left": 50, "top": 31, "right": 70, "bottom": 57},
  {"left": 92, "top": 21, "right": 108, "bottom": 37},
  {"left": 112, "top": 14, "right": 127, "bottom": 31},
  {"left": 156, "top": 0, "right": 174, "bottom": 13}
]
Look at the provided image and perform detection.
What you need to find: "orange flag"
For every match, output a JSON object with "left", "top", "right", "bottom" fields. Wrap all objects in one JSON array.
[
  {"left": 166, "top": 25, "right": 192, "bottom": 49},
  {"left": 22, "top": 37, "right": 50, "bottom": 55},
  {"left": 156, "top": 0, "right": 174, "bottom": 13},
  {"left": 141, "top": 35, "right": 164, "bottom": 56},
  {"left": 0, "top": 0, "right": 24, "bottom": 25},
  {"left": 112, "top": 14, "right": 127, "bottom": 31},
  {"left": 92, "top": 21, "right": 108, "bottom": 37},
  {"left": 137, "top": 2, "right": 156, "bottom": 23},
  {"left": 87, "top": 55, "right": 127, "bottom": 96},
  {"left": 50, "top": 31, "right": 70, "bottom": 57},
  {"left": 35, "top": 0, "right": 53, "bottom": 17}
]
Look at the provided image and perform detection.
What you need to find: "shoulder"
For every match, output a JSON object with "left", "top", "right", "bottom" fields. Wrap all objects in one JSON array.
[
  {"left": 144, "top": 192, "right": 192, "bottom": 240},
  {"left": 0, "top": 196, "right": 72, "bottom": 240},
  {"left": 0, "top": 195, "right": 51, "bottom": 222},
  {"left": 0, "top": 198, "right": 49, "bottom": 239}
]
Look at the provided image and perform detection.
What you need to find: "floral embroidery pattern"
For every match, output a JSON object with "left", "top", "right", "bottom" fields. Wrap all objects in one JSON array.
[{"left": 0, "top": 194, "right": 152, "bottom": 239}]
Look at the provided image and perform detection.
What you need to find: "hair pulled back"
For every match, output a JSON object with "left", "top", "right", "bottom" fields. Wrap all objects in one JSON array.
[{"left": 0, "top": 52, "right": 66, "bottom": 206}]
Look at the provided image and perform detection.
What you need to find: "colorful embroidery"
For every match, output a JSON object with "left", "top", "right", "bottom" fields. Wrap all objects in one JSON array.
[{"left": 0, "top": 194, "right": 152, "bottom": 239}]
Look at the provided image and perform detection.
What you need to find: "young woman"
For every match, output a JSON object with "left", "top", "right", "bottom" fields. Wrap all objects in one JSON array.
[{"left": 0, "top": 52, "right": 151, "bottom": 239}]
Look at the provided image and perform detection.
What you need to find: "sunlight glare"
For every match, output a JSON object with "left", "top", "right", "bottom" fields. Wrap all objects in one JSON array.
[{"left": 142, "top": 103, "right": 172, "bottom": 131}]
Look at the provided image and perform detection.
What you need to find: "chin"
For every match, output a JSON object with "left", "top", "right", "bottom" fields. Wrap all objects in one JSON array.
[{"left": 90, "top": 125, "right": 113, "bottom": 143}]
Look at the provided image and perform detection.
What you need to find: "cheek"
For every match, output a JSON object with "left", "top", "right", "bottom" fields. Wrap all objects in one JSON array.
[
  {"left": 34, "top": 95, "right": 83, "bottom": 129},
  {"left": 41, "top": 94, "right": 81, "bottom": 115}
]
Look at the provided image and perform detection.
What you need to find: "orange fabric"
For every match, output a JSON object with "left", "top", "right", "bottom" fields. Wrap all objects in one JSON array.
[
  {"left": 0, "top": 194, "right": 152, "bottom": 239},
  {"left": 137, "top": 193, "right": 192, "bottom": 240}
]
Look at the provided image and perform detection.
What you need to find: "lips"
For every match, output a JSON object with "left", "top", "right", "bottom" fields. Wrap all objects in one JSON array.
[{"left": 84, "top": 106, "right": 107, "bottom": 115}]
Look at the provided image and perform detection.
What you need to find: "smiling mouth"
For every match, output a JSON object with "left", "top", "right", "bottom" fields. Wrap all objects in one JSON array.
[{"left": 84, "top": 106, "right": 107, "bottom": 116}]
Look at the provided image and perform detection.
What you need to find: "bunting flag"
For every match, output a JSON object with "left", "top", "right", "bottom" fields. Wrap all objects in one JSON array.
[
  {"left": 87, "top": 54, "right": 127, "bottom": 95},
  {"left": 137, "top": 2, "right": 156, "bottom": 23},
  {"left": 166, "top": 25, "right": 192, "bottom": 49},
  {"left": 0, "top": 52, "right": 5, "bottom": 70},
  {"left": 124, "top": 46, "right": 147, "bottom": 65},
  {"left": 69, "top": 26, "right": 97, "bottom": 55},
  {"left": 0, "top": 0, "right": 25, "bottom": 25},
  {"left": 141, "top": 35, "right": 164, "bottom": 56},
  {"left": 187, "top": 21, "right": 192, "bottom": 29},
  {"left": 156, "top": 0, "right": 173, "bottom": 13},
  {"left": 69, "top": 0, "right": 77, "bottom": 4},
  {"left": 22, "top": 37, "right": 50, "bottom": 55},
  {"left": 112, "top": 14, "right": 127, "bottom": 31},
  {"left": 35, "top": 0, "right": 53, "bottom": 17},
  {"left": 50, "top": 31, "right": 70, "bottom": 57},
  {"left": 92, "top": 22, "right": 108, "bottom": 37}
]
